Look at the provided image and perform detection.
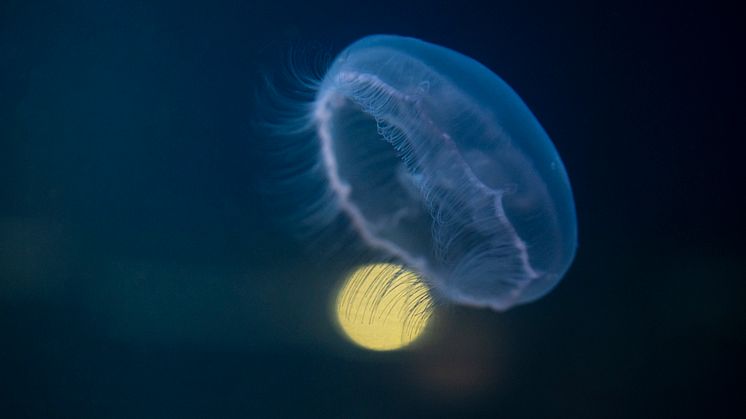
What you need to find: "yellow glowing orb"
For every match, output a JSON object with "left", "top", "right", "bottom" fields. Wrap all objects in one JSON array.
[{"left": 335, "top": 263, "right": 433, "bottom": 351}]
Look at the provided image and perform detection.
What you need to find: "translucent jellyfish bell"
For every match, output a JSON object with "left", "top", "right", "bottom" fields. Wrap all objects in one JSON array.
[{"left": 264, "top": 35, "right": 577, "bottom": 311}]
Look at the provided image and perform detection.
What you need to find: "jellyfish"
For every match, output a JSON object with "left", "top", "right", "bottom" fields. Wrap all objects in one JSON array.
[{"left": 261, "top": 35, "right": 577, "bottom": 311}]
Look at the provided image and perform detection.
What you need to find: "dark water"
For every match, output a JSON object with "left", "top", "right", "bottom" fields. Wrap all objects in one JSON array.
[{"left": 2, "top": 1, "right": 744, "bottom": 417}]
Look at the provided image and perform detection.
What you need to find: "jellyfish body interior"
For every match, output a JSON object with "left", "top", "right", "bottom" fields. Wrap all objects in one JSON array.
[{"left": 268, "top": 35, "right": 577, "bottom": 311}]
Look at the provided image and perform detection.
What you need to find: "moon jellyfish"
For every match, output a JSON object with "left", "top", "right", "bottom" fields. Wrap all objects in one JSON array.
[{"left": 263, "top": 35, "right": 577, "bottom": 311}]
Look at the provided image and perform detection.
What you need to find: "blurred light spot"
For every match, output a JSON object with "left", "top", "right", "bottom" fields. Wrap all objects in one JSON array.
[
  {"left": 335, "top": 263, "right": 433, "bottom": 351},
  {"left": 408, "top": 312, "right": 499, "bottom": 401}
]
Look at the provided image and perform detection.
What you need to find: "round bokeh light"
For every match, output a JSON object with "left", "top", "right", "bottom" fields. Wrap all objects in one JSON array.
[{"left": 335, "top": 263, "right": 433, "bottom": 351}]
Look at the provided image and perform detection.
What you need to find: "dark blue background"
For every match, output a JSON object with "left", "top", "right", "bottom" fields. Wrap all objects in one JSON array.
[{"left": 2, "top": 0, "right": 744, "bottom": 417}]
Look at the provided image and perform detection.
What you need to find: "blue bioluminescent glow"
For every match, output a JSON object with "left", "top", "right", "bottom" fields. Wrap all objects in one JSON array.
[{"left": 262, "top": 35, "right": 577, "bottom": 311}]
